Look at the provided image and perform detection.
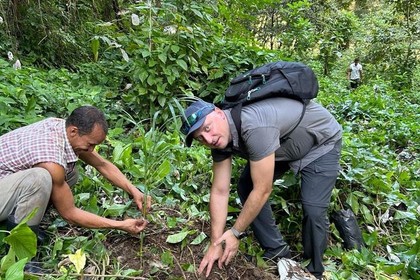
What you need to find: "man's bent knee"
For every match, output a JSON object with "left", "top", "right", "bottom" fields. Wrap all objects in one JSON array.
[
  {"left": 29, "top": 167, "right": 53, "bottom": 195},
  {"left": 12, "top": 168, "right": 53, "bottom": 225},
  {"left": 302, "top": 205, "right": 329, "bottom": 226}
]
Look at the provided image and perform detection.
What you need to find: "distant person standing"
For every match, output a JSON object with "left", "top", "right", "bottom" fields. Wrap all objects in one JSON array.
[{"left": 347, "top": 58, "right": 363, "bottom": 89}]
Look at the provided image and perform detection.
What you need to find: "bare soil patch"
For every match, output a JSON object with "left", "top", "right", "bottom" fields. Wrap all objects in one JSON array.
[{"left": 103, "top": 207, "right": 279, "bottom": 280}]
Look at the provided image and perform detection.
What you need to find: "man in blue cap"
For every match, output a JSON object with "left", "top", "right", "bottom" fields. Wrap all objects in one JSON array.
[{"left": 181, "top": 97, "right": 342, "bottom": 279}]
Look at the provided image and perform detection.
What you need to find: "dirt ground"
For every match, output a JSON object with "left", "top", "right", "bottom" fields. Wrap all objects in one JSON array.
[
  {"left": 36, "top": 206, "right": 280, "bottom": 279},
  {"left": 103, "top": 207, "right": 280, "bottom": 280},
  {"left": 105, "top": 233, "right": 279, "bottom": 280}
]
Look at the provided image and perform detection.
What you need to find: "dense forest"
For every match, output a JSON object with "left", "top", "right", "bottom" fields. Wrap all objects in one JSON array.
[{"left": 0, "top": 0, "right": 419, "bottom": 279}]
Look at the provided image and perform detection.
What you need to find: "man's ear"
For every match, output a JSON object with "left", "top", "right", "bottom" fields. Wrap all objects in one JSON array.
[
  {"left": 214, "top": 108, "right": 227, "bottom": 122},
  {"left": 215, "top": 107, "right": 224, "bottom": 116},
  {"left": 67, "top": 125, "right": 79, "bottom": 137}
]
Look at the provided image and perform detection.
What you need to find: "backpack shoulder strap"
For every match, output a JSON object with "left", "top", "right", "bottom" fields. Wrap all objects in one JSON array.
[
  {"left": 230, "top": 103, "right": 244, "bottom": 147},
  {"left": 281, "top": 103, "right": 306, "bottom": 143}
]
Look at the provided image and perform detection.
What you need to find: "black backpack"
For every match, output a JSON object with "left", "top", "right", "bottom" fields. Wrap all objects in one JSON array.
[{"left": 220, "top": 61, "right": 319, "bottom": 142}]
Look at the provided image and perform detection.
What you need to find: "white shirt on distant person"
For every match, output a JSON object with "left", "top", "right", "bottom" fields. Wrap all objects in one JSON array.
[{"left": 349, "top": 63, "right": 362, "bottom": 80}]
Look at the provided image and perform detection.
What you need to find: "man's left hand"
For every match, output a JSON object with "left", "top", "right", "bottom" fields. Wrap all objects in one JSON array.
[{"left": 214, "top": 229, "right": 240, "bottom": 266}]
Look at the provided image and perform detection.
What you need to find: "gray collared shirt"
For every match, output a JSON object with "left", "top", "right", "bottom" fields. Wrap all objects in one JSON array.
[{"left": 211, "top": 98, "right": 342, "bottom": 173}]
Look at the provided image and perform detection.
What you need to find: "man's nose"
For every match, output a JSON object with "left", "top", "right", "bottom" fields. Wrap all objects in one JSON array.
[{"left": 202, "top": 133, "right": 212, "bottom": 144}]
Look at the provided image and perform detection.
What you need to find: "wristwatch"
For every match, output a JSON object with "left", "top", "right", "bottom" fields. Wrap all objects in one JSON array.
[{"left": 230, "top": 227, "right": 247, "bottom": 239}]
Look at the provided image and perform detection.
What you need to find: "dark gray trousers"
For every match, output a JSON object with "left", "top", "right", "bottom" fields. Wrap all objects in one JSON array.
[{"left": 237, "top": 140, "right": 341, "bottom": 278}]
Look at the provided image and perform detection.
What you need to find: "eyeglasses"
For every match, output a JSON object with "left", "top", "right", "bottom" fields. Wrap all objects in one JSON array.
[{"left": 181, "top": 106, "right": 213, "bottom": 135}]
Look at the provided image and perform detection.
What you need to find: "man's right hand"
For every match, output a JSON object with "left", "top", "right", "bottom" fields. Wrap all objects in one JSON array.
[
  {"left": 198, "top": 243, "right": 223, "bottom": 278},
  {"left": 119, "top": 218, "right": 149, "bottom": 234}
]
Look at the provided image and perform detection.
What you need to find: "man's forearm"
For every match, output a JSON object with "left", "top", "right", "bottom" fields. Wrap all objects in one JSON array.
[
  {"left": 61, "top": 207, "right": 120, "bottom": 229},
  {"left": 209, "top": 191, "right": 229, "bottom": 241},
  {"left": 233, "top": 187, "right": 271, "bottom": 232},
  {"left": 99, "top": 161, "right": 135, "bottom": 193},
  {"left": 82, "top": 151, "right": 136, "bottom": 196}
]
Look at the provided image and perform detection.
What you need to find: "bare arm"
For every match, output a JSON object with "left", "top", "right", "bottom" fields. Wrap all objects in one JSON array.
[
  {"left": 212, "top": 154, "right": 274, "bottom": 268},
  {"left": 79, "top": 151, "right": 151, "bottom": 212},
  {"left": 198, "top": 157, "right": 232, "bottom": 277},
  {"left": 231, "top": 153, "right": 275, "bottom": 233},
  {"left": 36, "top": 162, "right": 148, "bottom": 234},
  {"left": 209, "top": 158, "right": 233, "bottom": 241},
  {"left": 200, "top": 154, "right": 275, "bottom": 277}
]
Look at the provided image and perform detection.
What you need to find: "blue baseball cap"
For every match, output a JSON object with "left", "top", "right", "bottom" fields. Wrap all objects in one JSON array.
[{"left": 181, "top": 99, "right": 215, "bottom": 147}]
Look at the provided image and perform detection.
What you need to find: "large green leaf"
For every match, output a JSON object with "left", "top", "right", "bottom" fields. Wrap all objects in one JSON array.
[
  {"left": 5, "top": 258, "right": 27, "bottom": 280},
  {"left": 152, "top": 159, "right": 171, "bottom": 182},
  {"left": 191, "top": 232, "right": 207, "bottom": 245},
  {"left": 166, "top": 231, "right": 190, "bottom": 244},
  {"left": 176, "top": 59, "right": 188, "bottom": 71},
  {"left": 0, "top": 249, "right": 16, "bottom": 273},
  {"left": 3, "top": 210, "right": 38, "bottom": 261},
  {"left": 103, "top": 202, "right": 131, "bottom": 217},
  {"left": 3, "top": 225, "right": 36, "bottom": 261}
]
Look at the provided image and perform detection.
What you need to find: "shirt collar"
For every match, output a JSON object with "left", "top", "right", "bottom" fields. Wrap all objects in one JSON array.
[{"left": 224, "top": 109, "right": 240, "bottom": 150}]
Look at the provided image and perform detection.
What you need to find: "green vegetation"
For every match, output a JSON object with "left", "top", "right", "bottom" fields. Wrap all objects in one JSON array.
[{"left": 0, "top": 0, "right": 418, "bottom": 279}]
